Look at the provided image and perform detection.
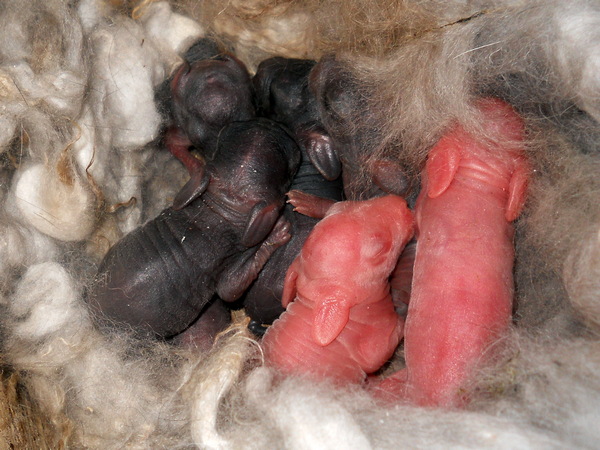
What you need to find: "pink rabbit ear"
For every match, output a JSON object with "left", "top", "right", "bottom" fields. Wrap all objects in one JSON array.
[
  {"left": 312, "top": 298, "right": 351, "bottom": 347},
  {"left": 425, "top": 140, "right": 461, "bottom": 199},
  {"left": 505, "top": 161, "right": 529, "bottom": 222}
]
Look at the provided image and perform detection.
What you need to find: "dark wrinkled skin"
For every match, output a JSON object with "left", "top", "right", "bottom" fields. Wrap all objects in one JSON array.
[
  {"left": 169, "top": 54, "right": 255, "bottom": 155},
  {"left": 161, "top": 38, "right": 257, "bottom": 209},
  {"left": 309, "top": 55, "right": 413, "bottom": 201},
  {"left": 169, "top": 297, "right": 231, "bottom": 351},
  {"left": 244, "top": 58, "right": 344, "bottom": 333},
  {"left": 87, "top": 119, "right": 300, "bottom": 341},
  {"left": 155, "top": 37, "right": 222, "bottom": 124}
]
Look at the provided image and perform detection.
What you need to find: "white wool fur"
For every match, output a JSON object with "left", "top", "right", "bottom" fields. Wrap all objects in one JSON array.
[
  {"left": 77, "top": 0, "right": 112, "bottom": 32},
  {"left": 0, "top": 221, "right": 59, "bottom": 286},
  {"left": 244, "top": 369, "right": 373, "bottom": 449},
  {"left": 189, "top": 323, "right": 256, "bottom": 449},
  {"left": 5, "top": 263, "right": 191, "bottom": 446},
  {"left": 88, "top": 18, "right": 164, "bottom": 150},
  {"left": 551, "top": 1, "right": 600, "bottom": 123},
  {"left": 12, "top": 163, "right": 96, "bottom": 242},
  {"left": 140, "top": 1, "right": 206, "bottom": 68},
  {"left": 181, "top": 0, "right": 316, "bottom": 71},
  {"left": 564, "top": 228, "right": 600, "bottom": 329},
  {"left": 10, "top": 263, "right": 88, "bottom": 339},
  {"left": 0, "top": 0, "right": 599, "bottom": 448},
  {"left": 85, "top": 14, "right": 166, "bottom": 233}
]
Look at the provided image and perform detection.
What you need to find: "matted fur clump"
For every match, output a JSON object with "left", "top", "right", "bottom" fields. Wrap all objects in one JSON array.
[{"left": 0, "top": 0, "right": 599, "bottom": 447}]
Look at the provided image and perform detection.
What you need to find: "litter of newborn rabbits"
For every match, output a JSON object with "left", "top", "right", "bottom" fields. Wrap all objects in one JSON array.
[{"left": 0, "top": 0, "right": 599, "bottom": 447}]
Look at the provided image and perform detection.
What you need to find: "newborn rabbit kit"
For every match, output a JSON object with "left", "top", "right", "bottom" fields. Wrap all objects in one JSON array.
[{"left": 0, "top": 0, "right": 599, "bottom": 447}]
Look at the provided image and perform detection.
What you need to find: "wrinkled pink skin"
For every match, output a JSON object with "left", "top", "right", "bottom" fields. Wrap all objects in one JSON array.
[
  {"left": 262, "top": 195, "right": 414, "bottom": 384},
  {"left": 373, "top": 98, "right": 529, "bottom": 407}
]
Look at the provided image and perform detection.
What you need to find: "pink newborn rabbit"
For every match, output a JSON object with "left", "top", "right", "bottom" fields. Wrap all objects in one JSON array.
[
  {"left": 374, "top": 98, "right": 529, "bottom": 407},
  {"left": 262, "top": 194, "right": 414, "bottom": 384}
]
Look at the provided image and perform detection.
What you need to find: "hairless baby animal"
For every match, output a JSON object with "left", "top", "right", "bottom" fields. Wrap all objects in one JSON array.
[
  {"left": 308, "top": 55, "right": 418, "bottom": 312},
  {"left": 87, "top": 119, "right": 300, "bottom": 342},
  {"left": 165, "top": 38, "right": 256, "bottom": 209},
  {"left": 262, "top": 195, "right": 414, "bottom": 384},
  {"left": 309, "top": 55, "right": 412, "bottom": 201},
  {"left": 242, "top": 57, "right": 344, "bottom": 334},
  {"left": 373, "top": 98, "right": 530, "bottom": 407}
]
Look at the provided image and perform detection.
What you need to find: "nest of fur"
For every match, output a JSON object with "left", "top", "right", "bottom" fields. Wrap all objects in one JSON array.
[{"left": 0, "top": 0, "right": 599, "bottom": 447}]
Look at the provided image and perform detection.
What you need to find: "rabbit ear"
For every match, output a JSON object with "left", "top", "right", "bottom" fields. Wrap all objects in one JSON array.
[
  {"left": 172, "top": 168, "right": 210, "bottom": 210},
  {"left": 241, "top": 201, "right": 280, "bottom": 248},
  {"left": 425, "top": 140, "right": 461, "bottom": 199},
  {"left": 505, "top": 161, "right": 529, "bottom": 222},
  {"left": 252, "top": 57, "right": 280, "bottom": 114},
  {"left": 312, "top": 297, "right": 351, "bottom": 347},
  {"left": 370, "top": 159, "right": 410, "bottom": 197},
  {"left": 300, "top": 127, "right": 342, "bottom": 181},
  {"left": 166, "top": 126, "right": 210, "bottom": 210},
  {"left": 182, "top": 37, "right": 221, "bottom": 63}
]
